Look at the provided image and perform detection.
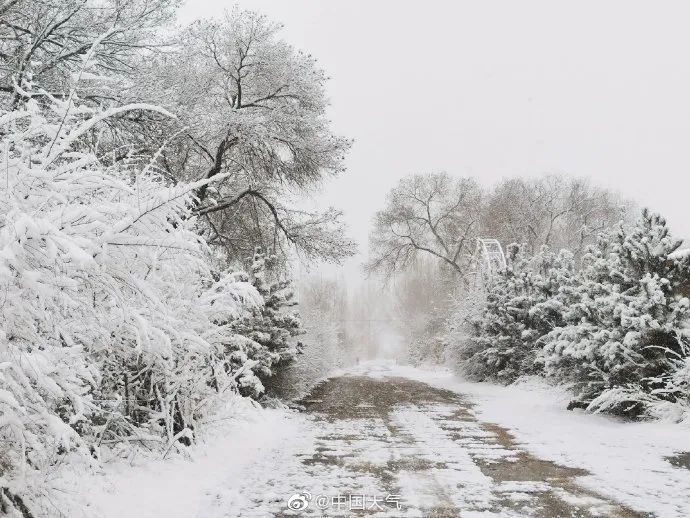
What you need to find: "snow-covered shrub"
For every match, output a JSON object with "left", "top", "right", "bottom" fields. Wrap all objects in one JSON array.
[
  {"left": 453, "top": 245, "right": 575, "bottom": 383},
  {"left": 407, "top": 334, "right": 446, "bottom": 366},
  {"left": 660, "top": 348, "right": 690, "bottom": 422},
  {"left": 542, "top": 210, "right": 690, "bottom": 418},
  {"left": 0, "top": 92, "right": 261, "bottom": 513},
  {"left": 230, "top": 249, "right": 304, "bottom": 398}
]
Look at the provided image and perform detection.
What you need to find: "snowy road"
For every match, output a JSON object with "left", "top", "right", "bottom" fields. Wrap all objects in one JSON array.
[{"left": 206, "top": 369, "right": 646, "bottom": 517}]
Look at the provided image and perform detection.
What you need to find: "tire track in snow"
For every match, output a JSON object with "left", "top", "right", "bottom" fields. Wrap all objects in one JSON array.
[{"left": 206, "top": 372, "right": 649, "bottom": 517}]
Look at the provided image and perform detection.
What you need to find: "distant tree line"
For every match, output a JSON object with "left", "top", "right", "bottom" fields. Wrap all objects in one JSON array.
[{"left": 367, "top": 172, "right": 627, "bottom": 283}]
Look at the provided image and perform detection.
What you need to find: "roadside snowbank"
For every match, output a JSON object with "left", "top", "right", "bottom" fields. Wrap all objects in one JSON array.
[
  {"left": 51, "top": 361, "right": 690, "bottom": 518},
  {"left": 374, "top": 362, "right": 690, "bottom": 518},
  {"left": 69, "top": 399, "right": 303, "bottom": 518}
]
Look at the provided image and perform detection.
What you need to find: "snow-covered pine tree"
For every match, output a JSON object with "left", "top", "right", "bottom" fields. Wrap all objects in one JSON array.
[
  {"left": 230, "top": 249, "right": 304, "bottom": 398},
  {"left": 458, "top": 244, "right": 531, "bottom": 382},
  {"left": 444, "top": 285, "right": 488, "bottom": 373},
  {"left": 542, "top": 209, "right": 690, "bottom": 418},
  {"left": 663, "top": 337, "right": 690, "bottom": 422},
  {"left": 457, "top": 244, "right": 575, "bottom": 383},
  {"left": 528, "top": 246, "right": 578, "bottom": 351},
  {"left": 464, "top": 244, "right": 529, "bottom": 382},
  {"left": 261, "top": 276, "right": 349, "bottom": 401}
]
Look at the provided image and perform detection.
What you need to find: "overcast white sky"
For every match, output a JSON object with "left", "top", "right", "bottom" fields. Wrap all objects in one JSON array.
[{"left": 179, "top": 1, "right": 690, "bottom": 273}]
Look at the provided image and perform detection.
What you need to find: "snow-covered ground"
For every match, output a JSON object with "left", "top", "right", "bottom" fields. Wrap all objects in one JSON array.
[
  {"left": 62, "top": 399, "right": 302, "bottom": 518},
  {"left": 72, "top": 361, "right": 690, "bottom": 517},
  {"left": 383, "top": 362, "right": 690, "bottom": 518}
]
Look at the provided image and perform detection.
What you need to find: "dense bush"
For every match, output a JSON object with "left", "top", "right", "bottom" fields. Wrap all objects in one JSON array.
[
  {"left": 448, "top": 210, "right": 690, "bottom": 420},
  {"left": 230, "top": 249, "right": 304, "bottom": 398},
  {"left": 0, "top": 88, "right": 301, "bottom": 516},
  {"left": 542, "top": 210, "right": 690, "bottom": 418},
  {"left": 454, "top": 245, "right": 575, "bottom": 383}
]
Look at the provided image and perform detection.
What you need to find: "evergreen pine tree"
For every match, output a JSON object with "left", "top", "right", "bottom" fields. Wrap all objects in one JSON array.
[
  {"left": 462, "top": 245, "right": 576, "bottom": 382},
  {"left": 542, "top": 209, "right": 690, "bottom": 417},
  {"left": 230, "top": 249, "right": 304, "bottom": 397}
]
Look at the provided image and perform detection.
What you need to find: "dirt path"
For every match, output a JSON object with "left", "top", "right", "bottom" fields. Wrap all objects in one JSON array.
[{"left": 216, "top": 372, "right": 652, "bottom": 517}]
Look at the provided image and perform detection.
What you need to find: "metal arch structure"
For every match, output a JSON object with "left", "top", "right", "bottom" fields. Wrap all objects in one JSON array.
[{"left": 470, "top": 238, "right": 507, "bottom": 290}]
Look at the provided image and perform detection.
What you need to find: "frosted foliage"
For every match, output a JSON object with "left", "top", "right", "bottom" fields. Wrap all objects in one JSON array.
[
  {"left": 542, "top": 210, "right": 690, "bottom": 418},
  {"left": 0, "top": 94, "right": 261, "bottom": 509},
  {"left": 446, "top": 211, "right": 690, "bottom": 421},
  {"left": 230, "top": 249, "right": 304, "bottom": 398},
  {"left": 447, "top": 245, "right": 575, "bottom": 383},
  {"left": 126, "top": 8, "right": 355, "bottom": 266}
]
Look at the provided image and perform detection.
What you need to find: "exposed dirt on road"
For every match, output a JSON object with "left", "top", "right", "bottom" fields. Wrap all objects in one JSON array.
[{"left": 291, "top": 375, "right": 650, "bottom": 517}]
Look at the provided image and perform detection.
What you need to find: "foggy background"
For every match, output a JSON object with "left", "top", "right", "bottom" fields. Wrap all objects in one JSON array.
[{"left": 180, "top": 0, "right": 690, "bottom": 276}]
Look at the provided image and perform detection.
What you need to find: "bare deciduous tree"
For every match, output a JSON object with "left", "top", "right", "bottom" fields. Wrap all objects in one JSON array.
[
  {"left": 482, "top": 175, "right": 628, "bottom": 256},
  {"left": 366, "top": 173, "right": 483, "bottom": 279},
  {"left": 367, "top": 173, "right": 628, "bottom": 281}
]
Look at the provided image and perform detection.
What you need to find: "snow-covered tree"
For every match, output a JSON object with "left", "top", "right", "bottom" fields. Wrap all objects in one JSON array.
[
  {"left": 367, "top": 173, "right": 626, "bottom": 284},
  {"left": 482, "top": 175, "right": 628, "bottom": 257},
  {"left": 264, "top": 275, "right": 350, "bottom": 401},
  {"left": 0, "top": 79, "right": 261, "bottom": 514},
  {"left": 542, "top": 210, "right": 690, "bottom": 417},
  {"left": 0, "top": 0, "right": 176, "bottom": 110},
  {"left": 229, "top": 249, "right": 304, "bottom": 398},
  {"left": 366, "top": 173, "right": 483, "bottom": 281},
  {"left": 126, "top": 8, "right": 355, "bottom": 267},
  {"left": 454, "top": 245, "right": 575, "bottom": 383}
]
